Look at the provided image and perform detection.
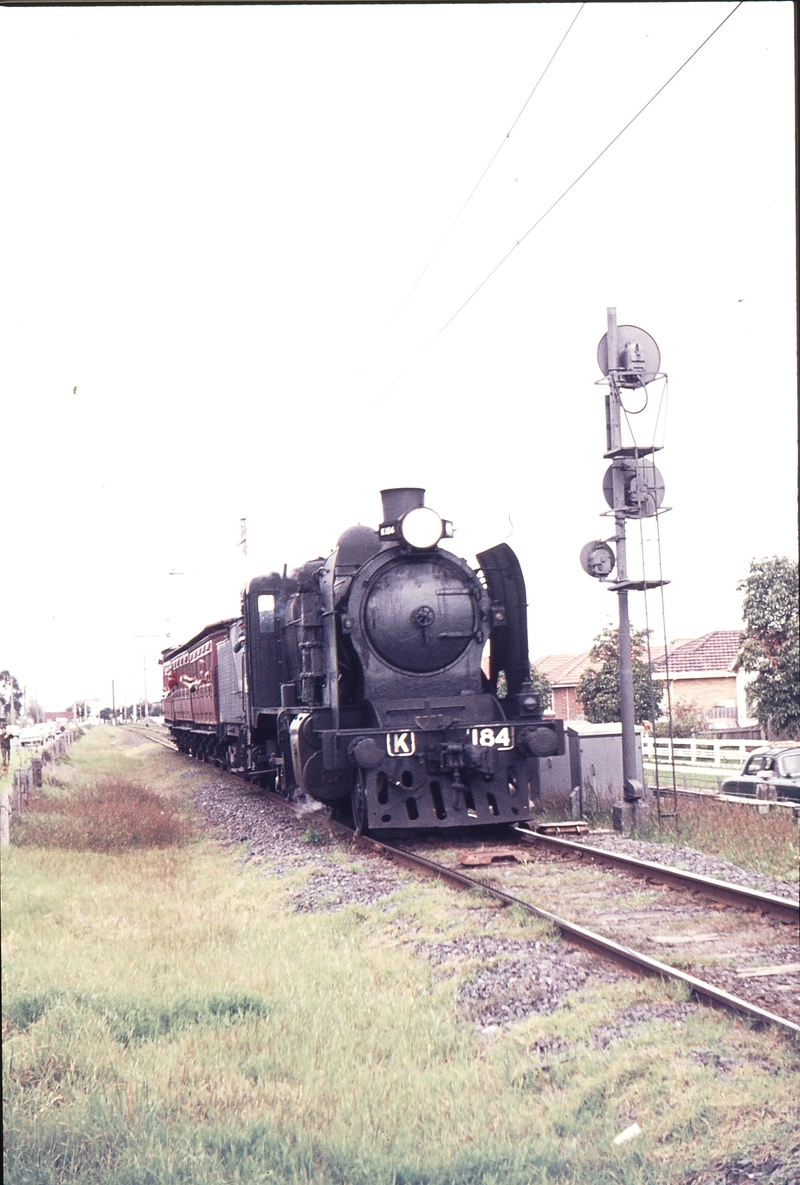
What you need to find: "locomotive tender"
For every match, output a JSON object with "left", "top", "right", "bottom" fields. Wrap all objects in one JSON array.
[{"left": 162, "top": 489, "right": 564, "bottom": 831}]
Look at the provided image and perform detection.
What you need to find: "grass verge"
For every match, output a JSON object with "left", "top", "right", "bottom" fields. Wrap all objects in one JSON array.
[
  {"left": 3, "top": 727, "right": 799, "bottom": 1184},
  {"left": 638, "top": 795, "right": 798, "bottom": 882}
]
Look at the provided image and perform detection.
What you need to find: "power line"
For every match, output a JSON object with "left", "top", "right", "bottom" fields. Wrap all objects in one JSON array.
[
  {"left": 365, "top": 1, "right": 743, "bottom": 415},
  {"left": 356, "top": 2, "right": 585, "bottom": 381}
]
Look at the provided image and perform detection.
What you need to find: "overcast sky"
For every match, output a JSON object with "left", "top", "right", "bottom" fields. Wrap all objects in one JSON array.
[{"left": 1, "top": 1, "right": 796, "bottom": 711}]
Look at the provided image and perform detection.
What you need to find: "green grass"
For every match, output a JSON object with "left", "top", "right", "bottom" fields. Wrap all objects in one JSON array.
[
  {"left": 3, "top": 728, "right": 799, "bottom": 1184},
  {"left": 637, "top": 795, "right": 799, "bottom": 882},
  {"left": 643, "top": 764, "right": 727, "bottom": 793}
]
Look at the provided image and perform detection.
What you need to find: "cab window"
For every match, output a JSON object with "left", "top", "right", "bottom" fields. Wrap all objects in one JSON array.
[{"left": 258, "top": 593, "right": 275, "bottom": 634}]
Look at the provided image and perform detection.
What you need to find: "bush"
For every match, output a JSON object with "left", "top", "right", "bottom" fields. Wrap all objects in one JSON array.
[{"left": 14, "top": 779, "right": 190, "bottom": 853}]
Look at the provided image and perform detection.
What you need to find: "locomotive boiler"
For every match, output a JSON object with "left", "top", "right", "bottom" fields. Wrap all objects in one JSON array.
[{"left": 162, "top": 488, "right": 564, "bottom": 831}]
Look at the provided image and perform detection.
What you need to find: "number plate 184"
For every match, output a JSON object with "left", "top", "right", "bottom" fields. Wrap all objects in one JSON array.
[{"left": 468, "top": 726, "right": 514, "bottom": 750}]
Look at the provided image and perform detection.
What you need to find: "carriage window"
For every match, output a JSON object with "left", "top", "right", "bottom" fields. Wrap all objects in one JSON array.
[{"left": 258, "top": 594, "right": 276, "bottom": 633}]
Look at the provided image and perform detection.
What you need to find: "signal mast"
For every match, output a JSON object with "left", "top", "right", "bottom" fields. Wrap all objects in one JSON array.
[{"left": 581, "top": 308, "right": 668, "bottom": 833}]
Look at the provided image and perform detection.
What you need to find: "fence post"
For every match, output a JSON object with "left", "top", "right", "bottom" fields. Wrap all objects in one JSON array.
[
  {"left": 0, "top": 792, "right": 9, "bottom": 846},
  {"left": 32, "top": 757, "right": 43, "bottom": 789},
  {"left": 756, "top": 782, "right": 777, "bottom": 814},
  {"left": 13, "top": 768, "right": 30, "bottom": 811}
]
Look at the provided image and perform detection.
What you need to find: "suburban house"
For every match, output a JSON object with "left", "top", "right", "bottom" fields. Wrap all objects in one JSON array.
[
  {"left": 534, "top": 630, "right": 758, "bottom": 735},
  {"left": 650, "top": 630, "right": 757, "bottom": 735},
  {"left": 532, "top": 652, "right": 593, "bottom": 722}
]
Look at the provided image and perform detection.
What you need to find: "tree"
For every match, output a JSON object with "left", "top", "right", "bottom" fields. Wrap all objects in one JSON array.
[
  {"left": 529, "top": 665, "right": 553, "bottom": 712},
  {"left": 576, "top": 625, "right": 664, "bottom": 725},
  {"left": 495, "top": 665, "right": 552, "bottom": 710},
  {"left": 736, "top": 556, "right": 799, "bottom": 738},
  {"left": 27, "top": 695, "right": 44, "bottom": 724},
  {"left": 0, "top": 670, "right": 23, "bottom": 719}
]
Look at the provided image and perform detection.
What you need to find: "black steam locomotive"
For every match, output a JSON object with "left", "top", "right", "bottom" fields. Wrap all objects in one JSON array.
[{"left": 162, "top": 489, "right": 564, "bottom": 831}]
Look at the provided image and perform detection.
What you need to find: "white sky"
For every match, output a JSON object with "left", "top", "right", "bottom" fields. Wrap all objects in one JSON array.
[{"left": 1, "top": 1, "right": 796, "bottom": 711}]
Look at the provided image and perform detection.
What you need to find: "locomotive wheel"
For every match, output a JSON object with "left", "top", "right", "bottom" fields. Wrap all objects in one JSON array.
[{"left": 351, "top": 770, "right": 368, "bottom": 835}]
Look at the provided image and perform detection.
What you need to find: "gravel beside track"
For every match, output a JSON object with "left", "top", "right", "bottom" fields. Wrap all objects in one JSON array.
[
  {"left": 579, "top": 831, "right": 799, "bottom": 902},
  {"left": 684, "top": 1156, "right": 800, "bottom": 1185},
  {"left": 191, "top": 774, "right": 403, "bottom": 909}
]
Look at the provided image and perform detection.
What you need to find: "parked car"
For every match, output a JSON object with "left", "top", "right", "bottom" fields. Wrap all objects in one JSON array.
[
  {"left": 19, "top": 725, "right": 46, "bottom": 748},
  {"left": 721, "top": 744, "right": 800, "bottom": 803}
]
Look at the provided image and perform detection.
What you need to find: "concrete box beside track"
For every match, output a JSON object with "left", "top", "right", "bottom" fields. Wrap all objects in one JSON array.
[{"left": 537, "top": 721, "right": 644, "bottom": 816}]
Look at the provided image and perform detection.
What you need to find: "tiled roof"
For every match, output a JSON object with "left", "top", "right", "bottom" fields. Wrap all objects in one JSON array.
[
  {"left": 652, "top": 630, "right": 742, "bottom": 673},
  {"left": 535, "top": 634, "right": 737, "bottom": 688},
  {"left": 533, "top": 653, "right": 593, "bottom": 686}
]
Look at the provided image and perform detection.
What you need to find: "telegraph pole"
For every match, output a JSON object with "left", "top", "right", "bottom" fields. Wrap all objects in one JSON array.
[{"left": 134, "top": 634, "right": 171, "bottom": 723}]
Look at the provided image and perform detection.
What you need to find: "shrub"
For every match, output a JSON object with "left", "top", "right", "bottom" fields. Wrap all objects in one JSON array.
[{"left": 14, "top": 779, "right": 190, "bottom": 854}]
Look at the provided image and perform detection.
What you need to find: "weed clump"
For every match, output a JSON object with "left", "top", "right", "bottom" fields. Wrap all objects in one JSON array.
[{"left": 14, "top": 779, "right": 190, "bottom": 853}]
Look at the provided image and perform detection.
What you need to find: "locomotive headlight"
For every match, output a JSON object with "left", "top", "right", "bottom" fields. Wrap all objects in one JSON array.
[{"left": 400, "top": 506, "right": 444, "bottom": 549}]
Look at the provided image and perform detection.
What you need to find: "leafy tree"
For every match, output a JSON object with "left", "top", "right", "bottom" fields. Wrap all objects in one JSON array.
[
  {"left": 495, "top": 665, "right": 552, "bottom": 710},
  {"left": 0, "top": 670, "right": 23, "bottom": 719},
  {"left": 736, "top": 556, "right": 799, "bottom": 737},
  {"left": 529, "top": 665, "right": 553, "bottom": 712},
  {"left": 577, "top": 625, "right": 664, "bottom": 725},
  {"left": 99, "top": 708, "right": 113, "bottom": 722}
]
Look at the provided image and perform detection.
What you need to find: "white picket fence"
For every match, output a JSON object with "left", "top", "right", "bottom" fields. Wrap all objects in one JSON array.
[{"left": 641, "top": 736, "right": 764, "bottom": 770}]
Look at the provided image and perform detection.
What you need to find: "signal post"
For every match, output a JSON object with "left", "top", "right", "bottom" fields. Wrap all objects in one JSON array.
[{"left": 582, "top": 309, "right": 668, "bottom": 833}]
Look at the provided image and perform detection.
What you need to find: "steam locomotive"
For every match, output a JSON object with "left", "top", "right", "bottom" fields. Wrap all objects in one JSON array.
[{"left": 162, "top": 489, "right": 564, "bottom": 831}]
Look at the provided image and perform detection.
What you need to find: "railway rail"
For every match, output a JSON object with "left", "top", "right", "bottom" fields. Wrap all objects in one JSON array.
[
  {"left": 512, "top": 828, "right": 798, "bottom": 923},
  {"left": 338, "top": 825, "right": 799, "bottom": 1037},
  {"left": 127, "top": 726, "right": 800, "bottom": 1037}
]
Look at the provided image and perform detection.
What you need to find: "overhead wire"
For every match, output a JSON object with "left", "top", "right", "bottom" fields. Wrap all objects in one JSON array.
[
  {"left": 365, "top": 0, "right": 744, "bottom": 415},
  {"left": 356, "top": 2, "right": 586, "bottom": 382}
]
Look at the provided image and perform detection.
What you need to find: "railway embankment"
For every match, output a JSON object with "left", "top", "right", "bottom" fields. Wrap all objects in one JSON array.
[{"left": 3, "top": 726, "right": 799, "bottom": 1185}]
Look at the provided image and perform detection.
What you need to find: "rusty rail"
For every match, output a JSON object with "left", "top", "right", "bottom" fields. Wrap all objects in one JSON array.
[{"left": 512, "top": 828, "right": 799, "bottom": 924}]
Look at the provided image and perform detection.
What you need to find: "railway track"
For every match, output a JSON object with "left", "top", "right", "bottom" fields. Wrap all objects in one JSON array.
[
  {"left": 513, "top": 828, "right": 798, "bottom": 922},
  {"left": 379, "top": 828, "right": 799, "bottom": 1036},
  {"left": 127, "top": 726, "right": 800, "bottom": 1036}
]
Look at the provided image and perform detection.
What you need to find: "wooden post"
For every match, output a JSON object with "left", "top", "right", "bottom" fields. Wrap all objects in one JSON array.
[{"left": 0, "top": 792, "right": 9, "bottom": 845}]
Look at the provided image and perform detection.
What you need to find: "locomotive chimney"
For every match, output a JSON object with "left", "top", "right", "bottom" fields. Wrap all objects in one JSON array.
[{"left": 380, "top": 487, "right": 425, "bottom": 524}]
